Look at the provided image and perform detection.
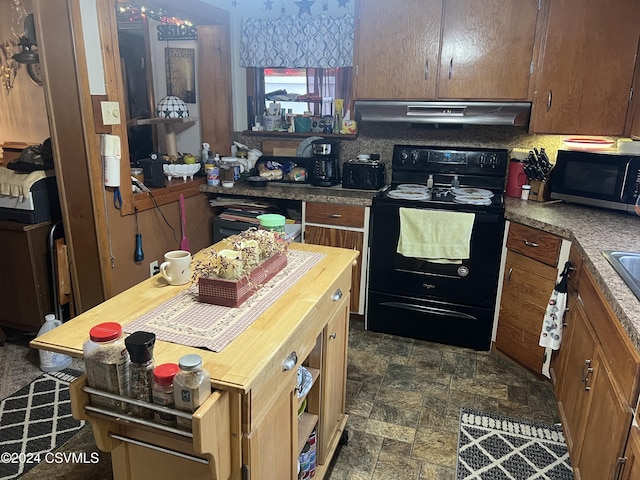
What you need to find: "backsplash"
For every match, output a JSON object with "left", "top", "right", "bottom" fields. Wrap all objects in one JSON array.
[{"left": 234, "top": 123, "right": 567, "bottom": 166}]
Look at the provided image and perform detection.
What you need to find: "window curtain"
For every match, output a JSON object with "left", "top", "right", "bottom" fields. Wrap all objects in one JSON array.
[
  {"left": 307, "top": 68, "right": 352, "bottom": 116},
  {"left": 240, "top": 14, "right": 354, "bottom": 68}
]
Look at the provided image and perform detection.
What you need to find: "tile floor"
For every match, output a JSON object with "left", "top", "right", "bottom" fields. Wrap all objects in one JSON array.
[{"left": 1, "top": 319, "right": 560, "bottom": 479}]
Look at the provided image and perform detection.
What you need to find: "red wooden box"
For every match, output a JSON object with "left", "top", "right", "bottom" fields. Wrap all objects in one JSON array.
[{"left": 198, "top": 253, "right": 288, "bottom": 307}]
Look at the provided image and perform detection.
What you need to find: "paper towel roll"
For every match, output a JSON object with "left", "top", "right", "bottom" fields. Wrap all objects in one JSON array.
[
  {"left": 104, "top": 155, "right": 120, "bottom": 186},
  {"left": 101, "top": 134, "right": 121, "bottom": 157}
]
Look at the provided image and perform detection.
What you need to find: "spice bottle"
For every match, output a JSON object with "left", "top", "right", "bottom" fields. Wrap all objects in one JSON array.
[
  {"left": 125, "top": 331, "right": 156, "bottom": 419},
  {"left": 83, "top": 322, "right": 130, "bottom": 411},
  {"left": 173, "top": 354, "right": 211, "bottom": 430},
  {"left": 152, "top": 363, "right": 180, "bottom": 426}
]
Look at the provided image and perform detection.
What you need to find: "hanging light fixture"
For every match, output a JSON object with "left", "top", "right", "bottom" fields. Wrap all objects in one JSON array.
[{"left": 12, "top": 13, "right": 39, "bottom": 65}]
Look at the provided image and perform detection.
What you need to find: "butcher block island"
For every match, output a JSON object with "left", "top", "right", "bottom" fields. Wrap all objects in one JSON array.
[{"left": 31, "top": 242, "right": 358, "bottom": 480}]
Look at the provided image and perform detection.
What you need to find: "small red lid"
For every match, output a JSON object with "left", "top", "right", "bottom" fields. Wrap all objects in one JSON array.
[
  {"left": 154, "top": 363, "right": 180, "bottom": 385},
  {"left": 89, "top": 322, "right": 122, "bottom": 342}
]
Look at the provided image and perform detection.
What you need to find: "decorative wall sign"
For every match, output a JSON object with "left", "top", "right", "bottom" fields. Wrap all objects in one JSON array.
[
  {"left": 157, "top": 24, "right": 197, "bottom": 41},
  {"left": 165, "top": 47, "right": 196, "bottom": 103}
]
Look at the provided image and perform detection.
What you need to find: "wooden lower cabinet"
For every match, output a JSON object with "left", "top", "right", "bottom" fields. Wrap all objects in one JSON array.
[
  {"left": 0, "top": 220, "right": 53, "bottom": 334},
  {"left": 553, "top": 267, "right": 640, "bottom": 479},
  {"left": 495, "top": 249, "right": 557, "bottom": 371},
  {"left": 577, "top": 351, "right": 633, "bottom": 480},
  {"left": 303, "top": 202, "right": 369, "bottom": 315},
  {"left": 555, "top": 296, "right": 598, "bottom": 459},
  {"left": 621, "top": 426, "right": 640, "bottom": 480}
]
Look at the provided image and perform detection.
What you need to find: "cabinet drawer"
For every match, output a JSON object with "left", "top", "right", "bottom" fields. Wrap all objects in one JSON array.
[
  {"left": 506, "top": 222, "right": 562, "bottom": 267},
  {"left": 305, "top": 203, "right": 365, "bottom": 228}
]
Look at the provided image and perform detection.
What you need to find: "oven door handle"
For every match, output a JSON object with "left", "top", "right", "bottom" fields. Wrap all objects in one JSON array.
[{"left": 380, "top": 301, "right": 478, "bottom": 321}]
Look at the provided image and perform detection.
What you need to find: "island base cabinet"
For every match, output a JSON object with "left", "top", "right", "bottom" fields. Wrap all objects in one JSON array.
[
  {"left": 243, "top": 387, "right": 297, "bottom": 480},
  {"left": 68, "top": 375, "right": 232, "bottom": 480},
  {"left": 318, "top": 299, "right": 349, "bottom": 465}
]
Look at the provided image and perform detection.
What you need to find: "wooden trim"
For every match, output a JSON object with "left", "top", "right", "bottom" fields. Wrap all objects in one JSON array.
[
  {"left": 197, "top": 24, "right": 233, "bottom": 157},
  {"left": 33, "top": 0, "right": 105, "bottom": 313},
  {"left": 132, "top": 178, "right": 205, "bottom": 211}
]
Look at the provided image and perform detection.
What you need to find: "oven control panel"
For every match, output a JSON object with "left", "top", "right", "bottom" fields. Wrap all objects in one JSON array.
[{"left": 393, "top": 145, "right": 508, "bottom": 177}]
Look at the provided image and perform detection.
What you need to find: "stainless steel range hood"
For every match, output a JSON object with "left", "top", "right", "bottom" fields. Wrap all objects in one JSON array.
[{"left": 354, "top": 100, "right": 531, "bottom": 126}]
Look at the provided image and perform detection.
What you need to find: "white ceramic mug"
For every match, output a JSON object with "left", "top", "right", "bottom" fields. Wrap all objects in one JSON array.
[{"left": 160, "top": 250, "right": 192, "bottom": 285}]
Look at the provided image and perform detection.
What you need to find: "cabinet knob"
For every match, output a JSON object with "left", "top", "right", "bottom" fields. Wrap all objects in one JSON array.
[
  {"left": 332, "top": 289, "right": 343, "bottom": 302},
  {"left": 523, "top": 239, "right": 539, "bottom": 247},
  {"left": 328, "top": 214, "right": 342, "bottom": 218},
  {"left": 424, "top": 59, "right": 429, "bottom": 80},
  {"left": 547, "top": 89, "right": 553, "bottom": 112},
  {"left": 282, "top": 351, "right": 297, "bottom": 371},
  {"left": 329, "top": 332, "right": 337, "bottom": 340},
  {"left": 448, "top": 58, "right": 453, "bottom": 80},
  {"left": 506, "top": 268, "right": 513, "bottom": 284}
]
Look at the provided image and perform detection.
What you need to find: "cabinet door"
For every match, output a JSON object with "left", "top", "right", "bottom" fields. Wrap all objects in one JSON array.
[
  {"left": 318, "top": 298, "right": 349, "bottom": 465},
  {"left": 530, "top": 0, "right": 640, "bottom": 135},
  {"left": 495, "top": 250, "right": 556, "bottom": 372},
  {"left": 555, "top": 297, "right": 597, "bottom": 459},
  {"left": 304, "top": 225, "right": 363, "bottom": 314},
  {"left": 244, "top": 385, "right": 296, "bottom": 480},
  {"left": 578, "top": 350, "right": 633, "bottom": 480},
  {"left": 621, "top": 426, "right": 640, "bottom": 480},
  {"left": 354, "top": 0, "right": 442, "bottom": 99},
  {"left": 438, "top": 0, "right": 540, "bottom": 100}
]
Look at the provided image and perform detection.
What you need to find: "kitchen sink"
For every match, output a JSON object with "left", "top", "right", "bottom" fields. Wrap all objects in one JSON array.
[{"left": 602, "top": 251, "right": 640, "bottom": 301}]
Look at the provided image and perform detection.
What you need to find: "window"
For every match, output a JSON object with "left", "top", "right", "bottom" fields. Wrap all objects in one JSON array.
[{"left": 249, "top": 67, "right": 352, "bottom": 129}]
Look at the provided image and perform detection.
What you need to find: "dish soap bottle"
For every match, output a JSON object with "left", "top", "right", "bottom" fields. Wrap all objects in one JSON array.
[{"left": 451, "top": 175, "right": 460, "bottom": 189}]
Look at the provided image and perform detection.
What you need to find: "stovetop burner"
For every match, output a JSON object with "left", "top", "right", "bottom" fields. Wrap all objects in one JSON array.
[{"left": 376, "top": 145, "right": 509, "bottom": 212}]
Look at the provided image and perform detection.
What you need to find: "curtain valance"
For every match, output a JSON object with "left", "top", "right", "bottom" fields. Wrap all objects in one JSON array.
[{"left": 240, "top": 14, "right": 354, "bottom": 68}]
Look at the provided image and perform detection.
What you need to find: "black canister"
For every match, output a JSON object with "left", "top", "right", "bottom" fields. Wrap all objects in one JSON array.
[{"left": 125, "top": 331, "right": 156, "bottom": 418}]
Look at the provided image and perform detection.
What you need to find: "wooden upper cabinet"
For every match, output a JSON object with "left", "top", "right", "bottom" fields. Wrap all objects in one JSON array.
[
  {"left": 354, "top": 0, "right": 541, "bottom": 101},
  {"left": 438, "top": 0, "right": 540, "bottom": 100},
  {"left": 354, "top": 0, "right": 442, "bottom": 99},
  {"left": 530, "top": 0, "right": 640, "bottom": 135}
]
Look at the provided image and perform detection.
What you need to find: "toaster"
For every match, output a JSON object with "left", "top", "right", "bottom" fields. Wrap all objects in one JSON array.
[{"left": 342, "top": 159, "right": 386, "bottom": 190}]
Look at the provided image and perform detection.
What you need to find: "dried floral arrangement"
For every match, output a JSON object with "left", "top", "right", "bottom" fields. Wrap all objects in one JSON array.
[{"left": 191, "top": 228, "right": 288, "bottom": 282}]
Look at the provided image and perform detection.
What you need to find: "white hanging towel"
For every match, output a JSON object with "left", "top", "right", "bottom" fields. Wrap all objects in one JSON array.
[{"left": 539, "top": 264, "right": 570, "bottom": 378}]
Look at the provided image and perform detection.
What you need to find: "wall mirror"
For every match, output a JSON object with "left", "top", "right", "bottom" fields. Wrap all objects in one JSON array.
[{"left": 113, "top": 0, "right": 231, "bottom": 215}]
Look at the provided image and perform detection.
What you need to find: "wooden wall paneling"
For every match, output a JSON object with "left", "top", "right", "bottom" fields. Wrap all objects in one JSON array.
[
  {"left": 33, "top": 0, "right": 105, "bottom": 313},
  {"left": 197, "top": 24, "right": 233, "bottom": 156}
]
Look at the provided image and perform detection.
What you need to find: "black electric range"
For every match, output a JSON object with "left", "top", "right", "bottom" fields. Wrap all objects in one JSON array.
[{"left": 366, "top": 145, "right": 509, "bottom": 351}]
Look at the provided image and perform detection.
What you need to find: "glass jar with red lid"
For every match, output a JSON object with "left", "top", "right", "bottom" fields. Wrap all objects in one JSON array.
[{"left": 152, "top": 363, "right": 180, "bottom": 426}]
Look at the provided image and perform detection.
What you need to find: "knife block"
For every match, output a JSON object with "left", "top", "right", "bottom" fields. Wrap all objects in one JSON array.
[{"left": 528, "top": 179, "right": 551, "bottom": 202}]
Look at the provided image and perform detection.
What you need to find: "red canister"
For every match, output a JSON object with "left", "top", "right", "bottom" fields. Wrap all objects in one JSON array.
[{"left": 506, "top": 159, "right": 527, "bottom": 198}]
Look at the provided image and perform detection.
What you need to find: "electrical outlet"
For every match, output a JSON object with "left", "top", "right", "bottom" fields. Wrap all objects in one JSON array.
[{"left": 149, "top": 260, "right": 159, "bottom": 278}]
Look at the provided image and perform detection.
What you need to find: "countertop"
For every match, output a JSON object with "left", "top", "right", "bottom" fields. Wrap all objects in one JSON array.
[
  {"left": 200, "top": 180, "right": 640, "bottom": 351},
  {"left": 31, "top": 242, "right": 358, "bottom": 394},
  {"left": 200, "top": 182, "right": 380, "bottom": 206},
  {"left": 504, "top": 197, "right": 640, "bottom": 351}
]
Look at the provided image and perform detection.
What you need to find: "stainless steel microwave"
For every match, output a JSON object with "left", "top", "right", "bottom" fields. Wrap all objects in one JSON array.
[{"left": 550, "top": 149, "right": 640, "bottom": 213}]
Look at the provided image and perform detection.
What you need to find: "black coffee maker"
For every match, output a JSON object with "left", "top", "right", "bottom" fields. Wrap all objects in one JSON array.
[{"left": 310, "top": 139, "right": 340, "bottom": 186}]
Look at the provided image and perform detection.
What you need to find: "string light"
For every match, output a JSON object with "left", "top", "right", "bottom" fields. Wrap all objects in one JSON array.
[{"left": 116, "top": 3, "right": 193, "bottom": 26}]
